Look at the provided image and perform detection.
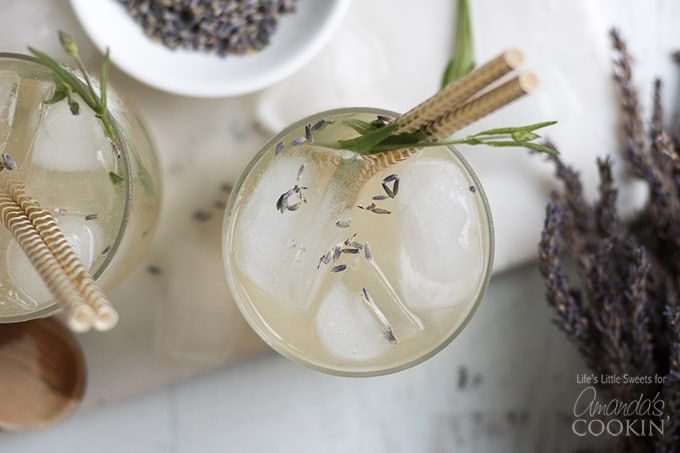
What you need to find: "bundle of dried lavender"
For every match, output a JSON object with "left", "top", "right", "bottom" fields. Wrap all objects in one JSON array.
[{"left": 538, "top": 29, "right": 680, "bottom": 451}]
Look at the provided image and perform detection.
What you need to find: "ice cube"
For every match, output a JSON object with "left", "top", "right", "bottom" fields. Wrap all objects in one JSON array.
[
  {"left": 0, "top": 74, "right": 54, "bottom": 168},
  {"left": 0, "top": 264, "right": 40, "bottom": 313},
  {"left": 0, "top": 71, "right": 20, "bottom": 147},
  {"left": 29, "top": 100, "right": 109, "bottom": 172},
  {"left": 315, "top": 283, "right": 393, "bottom": 361},
  {"left": 57, "top": 215, "right": 100, "bottom": 269},
  {"left": 395, "top": 157, "right": 485, "bottom": 310},
  {"left": 233, "top": 153, "right": 349, "bottom": 310},
  {"left": 6, "top": 215, "right": 100, "bottom": 304},
  {"left": 6, "top": 238, "right": 52, "bottom": 304},
  {"left": 233, "top": 154, "right": 316, "bottom": 307}
]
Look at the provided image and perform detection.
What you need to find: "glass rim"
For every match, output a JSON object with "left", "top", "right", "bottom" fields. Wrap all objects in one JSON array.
[
  {"left": 0, "top": 52, "right": 133, "bottom": 324},
  {"left": 222, "top": 106, "right": 495, "bottom": 377}
]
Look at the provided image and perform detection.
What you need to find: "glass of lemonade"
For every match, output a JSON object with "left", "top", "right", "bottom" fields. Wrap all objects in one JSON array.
[
  {"left": 0, "top": 53, "right": 161, "bottom": 324},
  {"left": 223, "top": 108, "right": 494, "bottom": 376}
]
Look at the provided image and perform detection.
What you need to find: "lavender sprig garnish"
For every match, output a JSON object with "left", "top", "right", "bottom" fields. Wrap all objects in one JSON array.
[
  {"left": 29, "top": 32, "right": 115, "bottom": 148},
  {"left": 316, "top": 0, "right": 557, "bottom": 159},
  {"left": 28, "top": 32, "right": 125, "bottom": 185},
  {"left": 326, "top": 118, "right": 558, "bottom": 157}
]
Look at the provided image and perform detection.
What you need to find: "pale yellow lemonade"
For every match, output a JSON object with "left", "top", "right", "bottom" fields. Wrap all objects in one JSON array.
[
  {"left": 0, "top": 54, "right": 161, "bottom": 323},
  {"left": 224, "top": 108, "right": 494, "bottom": 376}
]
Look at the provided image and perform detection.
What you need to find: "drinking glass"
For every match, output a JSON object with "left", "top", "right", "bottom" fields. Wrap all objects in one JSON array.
[
  {"left": 223, "top": 107, "right": 494, "bottom": 376},
  {"left": 0, "top": 53, "right": 161, "bottom": 324}
]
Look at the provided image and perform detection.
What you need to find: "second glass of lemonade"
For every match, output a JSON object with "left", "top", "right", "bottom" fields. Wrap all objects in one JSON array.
[
  {"left": 223, "top": 108, "right": 494, "bottom": 376},
  {"left": 0, "top": 53, "right": 161, "bottom": 324}
]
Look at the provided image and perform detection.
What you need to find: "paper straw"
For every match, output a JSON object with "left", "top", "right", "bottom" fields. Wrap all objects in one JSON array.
[
  {"left": 359, "top": 52, "right": 531, "bottom": 178},
  {"left": 397, "top": 49, "right": 524, "bottom": 133},
  {"left": 0, "top": 192, "right": 95, "bottom": 332},
  {"left": 3, "top": 180, "right": 118, "bottom": 330},
  {"left": 423, "top": 72, "right": 537, "bottom": 140},
  {"left": 360, "top": 147, "right": 421, "bottom": 180},
  {"left": 360, "top": 73, "right": 536, "bottom": 177}
]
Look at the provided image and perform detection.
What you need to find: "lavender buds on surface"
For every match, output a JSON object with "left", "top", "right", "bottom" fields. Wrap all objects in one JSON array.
[{"left": 539, "top": 29, "right": 680, "bottom": 451}]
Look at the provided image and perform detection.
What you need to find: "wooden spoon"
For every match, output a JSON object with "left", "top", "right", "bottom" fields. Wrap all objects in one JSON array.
[{"left": 0, "top": 317, "right": 86, "bottom": 431}]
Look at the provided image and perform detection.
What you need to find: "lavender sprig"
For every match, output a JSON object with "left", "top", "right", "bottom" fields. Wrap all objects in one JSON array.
[
  {"left": 28, "top": 32, "right": 123, "bottom": 184},
  {"left": 663, "top": 306, "right": 680, "bottom": 448},
  {"left": 321, "top": 0, "right": 557, "bottom": 159},
  {"left": 538, "top": 201, "right": 600, "bottom": 372},
  {"left": 330, "top": 120, "right": 558, "bottom": 156},
  {"left": 29, "top": 32, "right": 115, "bottom": 146},
  {"left": 539, "top": 29, "right": 680, "bottom": 450}
]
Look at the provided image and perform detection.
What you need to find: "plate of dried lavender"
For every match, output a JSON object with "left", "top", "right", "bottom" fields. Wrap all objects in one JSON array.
[{"left": 69, "top": 0, "right": 350, "bottom": 97}]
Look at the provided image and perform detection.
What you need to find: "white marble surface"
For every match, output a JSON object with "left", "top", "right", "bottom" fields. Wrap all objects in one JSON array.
[
  {"left": 0, "top": 0, "right": 678, "bottom": 451},
  {"left": 1, "top": 263, "right": 605, "bottom": 452}
]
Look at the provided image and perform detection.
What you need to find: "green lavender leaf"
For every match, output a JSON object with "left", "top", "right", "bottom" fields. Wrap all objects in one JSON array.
[
  {"left": 337, "top": 122, "right": 400, "bottom": 154},
  {"left": 333, "top": 120, "right": 558, "bottom": 156},
  {"left": 28, "top": 46, "right": 97, "bottom": 110},
  {"left": 44, "top": 81, "right": 68, "bottom": 105},
  {"left": 30, "top": 32, "right": 124, "bottom": 183},
  {"left": 100, "top": 48, "right": 110, "bottom": 114},
  {"left": 511, "top": 131, "right": 540, "bottom": 142},
  {"left": 58, "top": 30, "right": 78, "bottom": 58},
  {"left": 470, "top": 121, "right": 557, "bottom": 136},
  {"left": 478, "top": 140, "right": 559, "bottom": 155},
  {"left": 378, "top": 131, "right": 428, "bottom": 146},
  {"left": 109, "top": 171, "right": 125, "bottom": 185},
  {"left": 67, "top": 97, "right": 80, "bottom": 115},
  {"left": 441, "top": 0, "right": 475, "bottom": 87},
  {"left": 344, "top": 119, "right": 379, "bottom": 135}
]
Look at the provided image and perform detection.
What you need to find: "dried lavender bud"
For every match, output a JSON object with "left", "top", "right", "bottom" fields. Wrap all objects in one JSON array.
[
  {"left": 335, "top": 219, "right": 351, "bottom": 228},
  {"left": 275, "top": 142, "right": 285, "bottom": 156},
  {"left": 545, "top": 149, "right": 592, "bottom": 250},
  {"left": 627, "top": 247, "right": 656, "bottom": 378},
  {"left": 593, "top": 156, "right": 619, "bottom": 237},
  {"left": 661, "top": 306, "right": 680, "bottom": 448},
  {"left": 118, "top": 0, "right": 298, "bottom": 57},
  {"left": 1, "top": 153, "right": 17, "bottom": 170},
  {"left": 310, "top": 119, "right": 328, "bottom": 131},
  {"left": 290, "top": 136, "right": 306, "bottom": 146},
  {"left": 538, "top": 201, "right": 600, "bottom": 372},
  {"left": 330, "top": 264, "right": 347, "bottom": 273},
  {"left": 304, "top": 124, "right": 313, "bottom": 143}
]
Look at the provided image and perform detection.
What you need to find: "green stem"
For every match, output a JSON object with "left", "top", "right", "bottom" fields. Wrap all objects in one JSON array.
[
  {"left": 30, "top": 32, "right": 123, "bottom": 183},
  {"left": 28, "top": 47, "right": 97, "bottom": 110},
  {"left": 74, "top": 55, "right": 98, "bottom": 105},
  {"left": 321, "top": 120, "right": 559, "bottom": 156}
]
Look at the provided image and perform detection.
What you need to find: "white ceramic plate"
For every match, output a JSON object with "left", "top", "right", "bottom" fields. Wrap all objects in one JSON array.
[{"left": 69, "top": 0, "right": 350, "bottom": 97}]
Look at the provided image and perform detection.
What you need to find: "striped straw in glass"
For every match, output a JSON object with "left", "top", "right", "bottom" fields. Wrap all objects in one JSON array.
[
  {"left": 0, "top": 191, "right": 96, "bottom": 332},
  {"left": 4, "top": 181, "right": 118, "bottom": 330}
]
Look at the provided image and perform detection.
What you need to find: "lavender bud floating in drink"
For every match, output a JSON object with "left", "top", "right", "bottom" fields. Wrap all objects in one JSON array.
[{"left": 222, "top": 48, "right": 557, "bottom": 376}]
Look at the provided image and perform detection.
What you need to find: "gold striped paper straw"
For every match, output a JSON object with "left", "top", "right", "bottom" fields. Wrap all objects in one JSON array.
[
  {"left": 360, "top": 71, "right": 537, "bottom": 178},
  {"left": 3, "top": 179, "right": 118, "bottom": 331},
  {"left": 397, "top": 48, "right": 524, "bottom": 134},
  {"left": 360, "top": 147, "right": 421, "bottom": 180},
  {"left": 423, "top": 72, "right": 538, "bottom": 140},
  {"left": 0, "top": 192, "right": 96, "bottom": 332}
]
